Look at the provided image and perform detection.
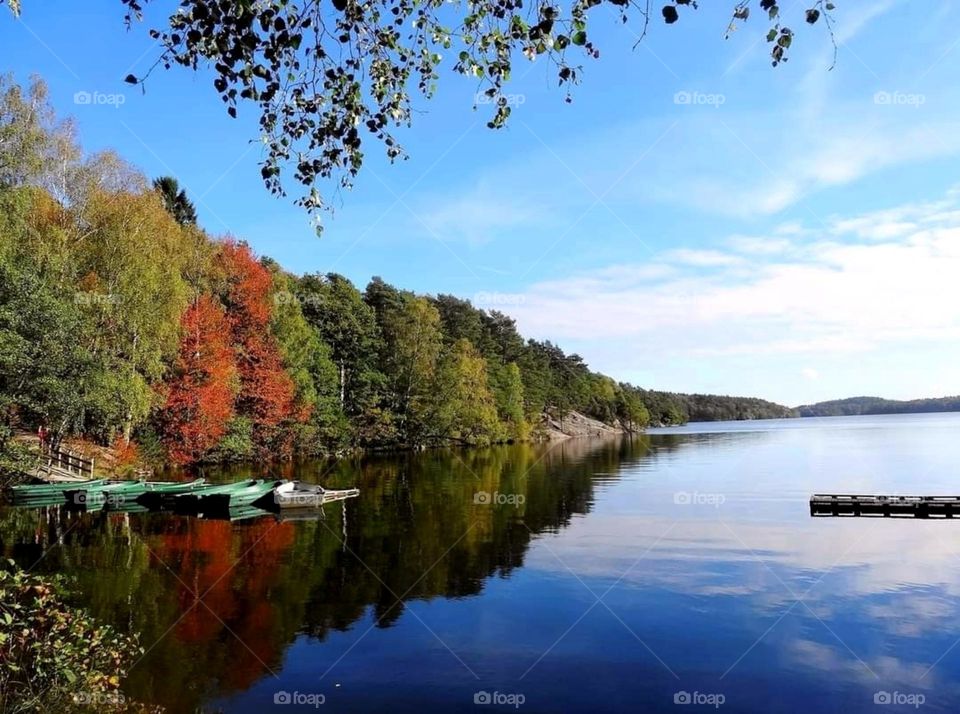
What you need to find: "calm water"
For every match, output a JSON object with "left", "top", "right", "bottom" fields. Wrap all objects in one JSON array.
[{"left": 4, "top": 413, "right": 960, "bottom": 712}]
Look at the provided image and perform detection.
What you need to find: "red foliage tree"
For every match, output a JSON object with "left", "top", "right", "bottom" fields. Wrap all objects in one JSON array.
[
  {"left": 160, "top": 295, "right": 238, "bottom": 464},
  {"left": 217, "top": 241, "right": 297, "bottom": 454}
]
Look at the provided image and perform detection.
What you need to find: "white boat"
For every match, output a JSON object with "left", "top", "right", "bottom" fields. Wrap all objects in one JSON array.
[{"left": 273, "top": 481, "right": 359, "bottom": 509}]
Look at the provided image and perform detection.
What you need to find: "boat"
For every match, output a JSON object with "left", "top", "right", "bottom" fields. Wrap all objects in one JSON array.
[
  {"left": 272, "top": 481, "right": 360, "bottom": 509},
  {"left": 195, "top": 479, "right": 281, "bottom": 512},
  {"left": 11, "top": 478, "right": 107, "bottom": 502},
  {"left": 171, "top": 479, "right": 261, "bottom": 513},
  {"left": 65, "top": 478, "right": 207, "bottom": 511},
  {"left": 64, "top": 481, "right": 148, "bottom": 510},
  {"left": 135, "top": 478, "right": 209, "bottom": 508}
]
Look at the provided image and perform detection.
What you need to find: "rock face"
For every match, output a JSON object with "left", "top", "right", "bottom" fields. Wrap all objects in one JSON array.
[{"left": 541, "top": 411, "right": 624, "bottom": 440}]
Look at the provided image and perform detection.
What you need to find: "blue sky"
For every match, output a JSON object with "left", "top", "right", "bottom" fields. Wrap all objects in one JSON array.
[{"left": 4, "top": 1, "right": 960, "bottom": 406}]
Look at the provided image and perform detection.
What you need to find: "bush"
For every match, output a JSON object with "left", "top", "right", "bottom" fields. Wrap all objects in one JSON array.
[
  {"left": 0, "top": 561, "right": 143, "bottom": 713},
  {"left": 0, "top": 425, "right": 33, "bottom": 488},
  {"left": 209, "top": 416, "right": 254, "bottom": 462}
]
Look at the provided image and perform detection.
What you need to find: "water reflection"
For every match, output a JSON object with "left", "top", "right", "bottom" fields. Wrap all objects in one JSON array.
[
  {"left": 1, "top": 437, "right": 657, "bottom": 711},
  {"left": 4, "top": 416, "right": 960, "bottom": 712}
]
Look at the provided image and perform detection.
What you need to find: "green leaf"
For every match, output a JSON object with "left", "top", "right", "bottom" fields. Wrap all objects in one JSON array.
[{"left": 571, "top": 30, "right": 587, "bottom": 46}]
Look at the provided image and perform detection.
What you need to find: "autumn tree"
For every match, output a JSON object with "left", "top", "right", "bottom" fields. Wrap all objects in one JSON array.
[
  {"left": 217, "top": 241, "right": 297, "bottom": 455},
  {"left": 159, "top": 295, "right": 237, "bottom": 464}
]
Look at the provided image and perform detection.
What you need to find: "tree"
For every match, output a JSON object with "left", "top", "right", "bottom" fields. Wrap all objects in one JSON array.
[
  {"left": 0, "top": 253, "right": 93, "bottom": 445},
  {"left": 0, "top": 73, "right": 78, "bottom": 190},
  {"left": 380, "top": 295, "right": 444, "bottom": 442},
  {"left": 430, "top": 339, "right": 501, "bottom": 445},
  {"left": 616, "top": 386, "right": 650, "bottom": 432},
  {"left": 299, "top": 273, "right": 380, "bottom": 416},
  {"left": 159, "top": 294, "right": 238, "bottom": 464},
  {"left": 269, "top": 267, "right": 346, "bottom": 449},
  {"left": 492, "top": 362, "right": 528, "bottom": 441},
  {"left": 4, "top": 3, "right": 838, "bottom": 227},
  {"left": 153, "top": 175, "right": 198, "bottom": 226},
  {"left": 217, "top": 241, "right": 297, "bottom": 455},
  {"left": 70, "top": 186, "right": 191, "bottom": 442}
]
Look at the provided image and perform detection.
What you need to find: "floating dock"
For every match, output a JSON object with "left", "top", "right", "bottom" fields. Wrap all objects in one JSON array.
[{"left": 810, "top": 494, "right": 960, "bottom": 518}]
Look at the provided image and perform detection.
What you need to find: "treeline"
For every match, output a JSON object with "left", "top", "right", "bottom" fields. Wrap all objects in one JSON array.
[
  {"left": 0, "top": 77, "right": 666, "bottom": 467},
  {"left": 797, "top": 396, "right": 960, "bottom": 417},
  {"left": 640, "top": 390, "right": 796, "bottom": 424}
]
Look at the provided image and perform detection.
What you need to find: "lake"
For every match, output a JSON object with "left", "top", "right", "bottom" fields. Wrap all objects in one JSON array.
[{"left": 3, "top": 413, "right": 960, "bottom": 712}]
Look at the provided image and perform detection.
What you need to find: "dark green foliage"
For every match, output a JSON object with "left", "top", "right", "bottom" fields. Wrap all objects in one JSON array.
[
  {"left": 0, "top": 258, "right": 96, "bottom": 444},
  {"left": 797, "top": 396, "right": 960, "bottom": 417},
  {"left": 152, "top": 175, "right": 197, "bottom": 226},
  {"left": 92, "top": 0, "right": 839, "bottom": 228},
  {"left": 639, "top": 389, "right": 796, "bottom": 424}
]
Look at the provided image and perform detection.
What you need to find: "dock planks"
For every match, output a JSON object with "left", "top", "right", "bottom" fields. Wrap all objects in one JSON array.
[{"left": 810, "top": 494, "right": 960, "bottom": 518}]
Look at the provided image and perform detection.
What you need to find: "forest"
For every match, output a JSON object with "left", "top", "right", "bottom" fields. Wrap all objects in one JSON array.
[
  {"left": 0, "top": 76, "right": 788, "bottom": 470},
  {"left": 796, "top": 396, "right": 960, "bottom": 417}
]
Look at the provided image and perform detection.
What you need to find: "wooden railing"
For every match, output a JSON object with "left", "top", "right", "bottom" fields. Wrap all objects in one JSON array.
[{"left": 40, "top": 445, "right": 95, "bottom": 479}]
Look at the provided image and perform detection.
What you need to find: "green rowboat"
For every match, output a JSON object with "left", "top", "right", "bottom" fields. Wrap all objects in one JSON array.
[
  {"left": 172, "top": 479, "right": 261, "bottom": 513},
  {"left": 196, "top": 479, "right": 281, "bottom": 512},
  {"left": 66, "top": 478, "right": 207, "bottom": 511},
  {"left": 11, "top": 479, "right": 107, "bottom": 502}
]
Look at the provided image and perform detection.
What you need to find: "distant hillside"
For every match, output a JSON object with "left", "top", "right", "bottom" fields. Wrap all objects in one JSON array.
[
  {"left": 797, "top": 396, "right": 960, "bottom": 417},
  {"left": 640, "top": 390, "right": 797, "bottom": 425}
]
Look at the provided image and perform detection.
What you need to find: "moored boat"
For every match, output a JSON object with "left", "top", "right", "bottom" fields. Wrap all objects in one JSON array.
[
  {"left": 64, "top": 481, "right": 149, "bottom": 511},
  {"left": 65, "top": 478, "right": 207, "bottom": 511},
  {"left": 135, "top": 478, "right": 209, "bottom": 508},
  {"left": 173, "top": 479, "right": 262, "bottom": 513},
  {"left": 272, "top": 481, "right": 360, "bottom": 509},
  {"left": 196, "top": 479, "right": 281, "bottom": 512},
  {"left": 11, "top": 478, "right": 107, "bottom": 502}
]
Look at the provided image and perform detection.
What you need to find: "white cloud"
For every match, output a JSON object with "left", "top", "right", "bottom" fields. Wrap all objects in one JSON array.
[
  {"left": 727, "top": 235, "right": 794, "bottom": 255},
  {"left": 663, "top": 248, "right": 745, "bottom": 267},
  {"left": 506, "top": 190, "right": 960, "bottom": 367},
  {"left": 416, "top": 185, "right": 554, "bottom": 245}
]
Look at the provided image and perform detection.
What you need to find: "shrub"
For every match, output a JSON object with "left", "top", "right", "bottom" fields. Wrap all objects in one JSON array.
[{"left": 0, "top": 561, "right": 143, "bottom": 713}]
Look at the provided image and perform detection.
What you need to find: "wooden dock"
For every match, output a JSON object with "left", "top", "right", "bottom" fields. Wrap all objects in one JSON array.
[
  {"left": 810, "top": 494, "right": 960, "bottom": 518},
  {"left": 27, "top": 447, "right": 95, "bottom": 483}
]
